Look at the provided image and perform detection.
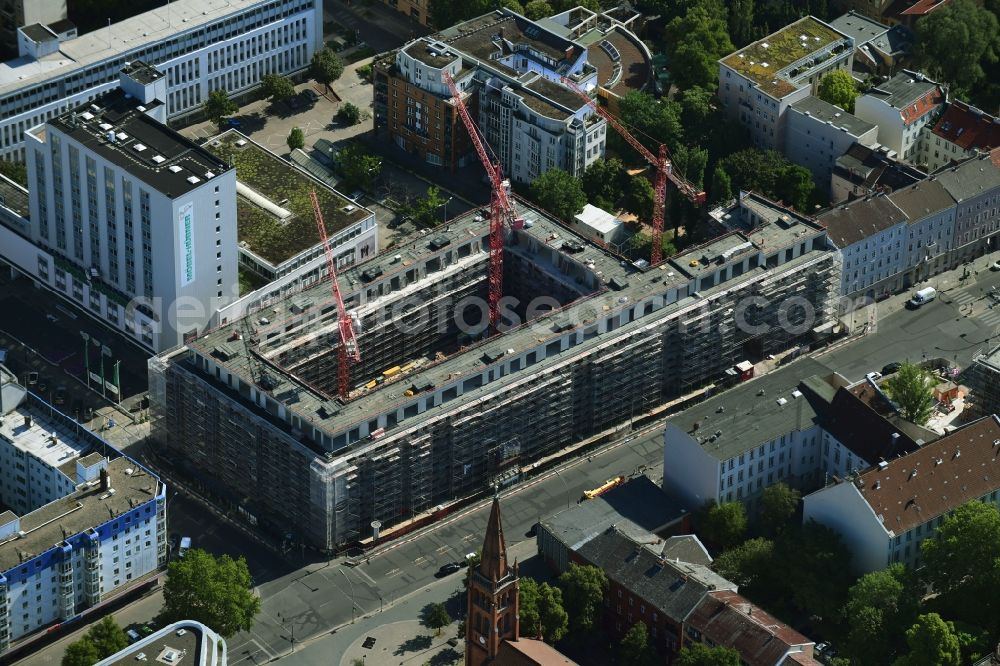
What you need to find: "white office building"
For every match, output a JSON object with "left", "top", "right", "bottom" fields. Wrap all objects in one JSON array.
[
  {"left": 0, "top": 365, "right": 167, "bottom": 654},
  {"left": 0, "top": 0, "right": 322, "bottom": 160},
  {"left": 17, "top": 62, "right": 238, "bottom": 352}
]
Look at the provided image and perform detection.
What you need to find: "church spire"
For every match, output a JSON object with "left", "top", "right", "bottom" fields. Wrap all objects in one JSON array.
[{"left": 479, "top": 495, "right": 508, "bottom": 581}]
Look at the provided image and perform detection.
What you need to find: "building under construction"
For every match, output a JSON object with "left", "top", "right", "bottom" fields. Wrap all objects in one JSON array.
[{"left": 149, "top": 196, "right": 842, "bottom": 552}]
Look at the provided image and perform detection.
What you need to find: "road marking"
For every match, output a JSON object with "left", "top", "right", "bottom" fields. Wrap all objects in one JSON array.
[
  {"left": 386, "top": 567, "right": 402, "bottom": 577},
  {"left": 435, "top": 544, "right": 451, "bottom": 554},
  {"left": 354, "top": 566, "right": 379, "bottom": 587},
  {"left": 413, "top": 556, "right": 426, "bottom": 566}
]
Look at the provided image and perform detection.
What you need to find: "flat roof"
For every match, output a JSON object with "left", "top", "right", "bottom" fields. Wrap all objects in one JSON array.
[
  {"left": 0, "top": 174, "right": 29, "bottom": 218},
  {"left": 21, "top": 24, "right": 57, "bottom": 43},
  {"left": 442, "top": 10, "right": 582, "bottom": 67},
  {"left": 790, "top": 95, "right": 877, "bottom": 137},
  {"left": 0, "top": 456, "right": 161, "bottom": 573},
  {"left": 671, "top": 234, "right": 757, "bottom": 278},
  {"left": 973, "top": 343, "right": 1000, "bottom": 373},
  {"left": 828, "top": 11, "right": 888, "bottom": 48},
  {"left": 721, "top": 16, "right": 847, "bottom": 97},
  {"left": 0, "top": 395, "right": 88, "bottom": 469},
  {"left": 46, "top": 88, "right": 231, "bottom": 199},
  {"left": 574, "top": 203, "right": 619, "bottom": 234},
  {"left": 203, "top": 131, "right": 371, "bottom": 266},
  {"left": 0, "top": 0, "right": 277, "bottom": 95},
  {"left": 664, "top": 357, "right": 832, "bottom": 461},
  {"left": 524, "top": 75, "right": 583, "bottom": 119},
  {"left": 100, "top": 622, "right": 201, "bottom": 666}
]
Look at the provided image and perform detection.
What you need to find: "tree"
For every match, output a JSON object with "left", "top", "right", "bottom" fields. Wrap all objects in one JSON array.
[
  {"left": 674, "top": 643, "right": 741, "bottom": 666},
  {"left": 774, "top": 164, "right": 814, "bottom": 211},
  {"left": 616, "top": 91, "right": 684, "bottom": 155},
  {"left": 0, "top": 159, "right": 27, "bottom": 187},
  {"left": 843, "top": 564, "right": 918, "bottom": 665},
  {"left": 719, "top": 149, "right": 813, "bottom": 210},
  {"left": 524, "top": 0, "right": 554, "bottom": 19},
  {"left": 203, "top": 89, "right": 238, "bottom": 126},
  {"left": 625, "top": 177, "right": 655, "bottom": 222},
  {"left": 699, "top": 501, "right": 747, "bottom": 551},
  {"left": 409, "top": 186, "right": 447, "bottom": 227},
  {"left": 665, "top": 5, "right": 735, "bottom": 90},
  {"left": 557, "top": 563, "right": 607, "bottom": 634},
  {"left": 160, "top": 548, "right": 261, "bottom": 637},
  {"left": 286, "top": 127, "right": 305, "bottom": 152},
  {"left": 773, "top": 520, "right": 854, "bottom": 621},
  {"left": 629, "top": 231, "right": 677, "bottom": 260},
  {"left": 529, "top": 168, "right": 586, "bottom": 222},
  {"left": 883, "top": 362, "right": 935, "bottom": 425},
  {"left": 338, "top": 144, "right": 382, "bottom": 191},
  {"left": 817, "top": 69, "right": 859, "bottom": 113},
  {"left": 581, "top": 158, "right": 627, "bottom": 210},
  {"left": 728, "top": 0, "right": 755, "bottom": 47},
  {"left": 502, "top": 0, "right": 525, "bottom": 12},
  {"left": 62, "top": 638, "right": 100, "bottom": 666},
  {"left": 759, "top": 482, "right": 800, "bottom": 534},
  {"left": 522, "top": 579, "right": 569, "bottom": 643},
  {"left": 422, "top": 602, "right": 452, "bottom": 636},
  {"left": 261, "top": 74, "right": 295, "bottom": 103},
  {"left": 709, "top": 165, "right": 733, "bottom": 204},
  {"left": 916, "top": 0, "right": 999, "bottom": 98},
  {"left": 712, "top": 537, "right": 775, "bottom": 593},
  {"left": 311, "top": 47, "right": 344, "bottom": 87},
  {"left": 88, "top": 616, "right": 129, "bottom": 657},
  {"left": 336, "top": 102, "right": 361, "bottom": 126},
  {"left": 677, "top": 86, "right": 715, "bottom": 142},
  {"left": 893, "top": 614, "right": 962, "bottom": 666},
  {"left": 619, "top": 622, "right": 656, "bottom": 666}
]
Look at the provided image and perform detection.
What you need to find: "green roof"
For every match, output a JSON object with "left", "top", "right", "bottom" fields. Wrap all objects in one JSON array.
[{"left": 722, "top": 16, "right": 845, "bottom": 97}]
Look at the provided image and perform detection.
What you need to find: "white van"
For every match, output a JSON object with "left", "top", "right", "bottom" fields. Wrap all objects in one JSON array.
[
  {"left": 909, "top": 287, "right": 937, "bottom": 307},
  {"left": 178, "top": 537, "right": 192, "bottom": 558}
]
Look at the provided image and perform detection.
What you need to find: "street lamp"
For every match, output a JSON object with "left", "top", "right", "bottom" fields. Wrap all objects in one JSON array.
[
  {"left": 80, "top": 331, "right": 91, "bottom": 389},
  {"left": 339, "top": 568, "right": 357, "bottom": 623},
  {"left": 440, "top": 196, "right": 453, "bottom": 224},
  {"left": 554, "top": 469, "right": 571, "bottom": 509},
  {"left": 277, "top": 613, "right": 295, "bottom": 652}
]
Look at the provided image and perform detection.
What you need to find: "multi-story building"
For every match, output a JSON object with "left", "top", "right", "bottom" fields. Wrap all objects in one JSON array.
[
  {"left": 830, "top": 142, "right": 924, "bottom": 203},
  {"left": 965, "top": 344, "right": 1000, "bottom": 420},
  {"left": 661, "top": 362, "right": 922, "bottom": 513},
  {"left": 718, "top": 16, "right": 854, "bottom": 150},
  {"left": 0, "top": 364, "right": 167, "bottom": 655},
  {"left": 373, "top": 8, "right": 616, "bottom": 182},
  {"left": 923, "top": 102, "right": 1000, "bottom": 173},
  {"left": 854, "top": 70, "right": 945, "bottom": 164},
  {"left": 886, "top": 177, "right": 955, "bottom": 283},
  {"left": 0, "top": 0, "right": 69, "bottom": 58},
  {"left": 0, "top": 0, "right": 322, "bottom": 160},
  {"left": 830, "top": 0, "right": 953, "bottom": 26},
  {"left": 936, "top": 151, "right": 1000, "bottom": 264},
  {"left": 828, "top": 11, "right": 910, "bottom": 76},
  {"left": 820, "top": 193, "right": 909, "bottom": 298},
  {"left": 10, "top": 63, "right": 237, "bottom": 353},
  {"left": 803, "top": 415, "right": 1000, "bottom": 572},
  {"left": 149, "top": 196, "right": 841, "bottom": 552},
  {"left": 95, "top": 621, "right": 227, "bottom": 666},
  {"left": 784, "top": 95, "right": 878, "bottom": 194}
]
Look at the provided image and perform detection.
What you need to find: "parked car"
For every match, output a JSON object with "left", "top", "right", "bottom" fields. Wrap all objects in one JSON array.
[
  {"left": 866, "top": 371, "right": 882, "bottom": 382},
  {"left": 302, "top": 89, "right": 320, "bottom": 102},
  {"left": 436, "top": 562, "right": 462, "bottom": 577},
  {"left": 27, "top": 371, "right": 38, "bottom": 385},
  {"left": 991, "top": 260, "right": 1000, "bottom": 271},
  {"left": 881, "top": 362, "right": 902, "bottom": 375},
  {"left": 53, "top": 385, "right": 67, "bottom": 405},
  {"left": 178, "top": 536, "right": 192, "bottom": 558},
  {"left": 126, "top": 628, "right": 141, "bottom": 643},
  {"left": 349, "top": 189, "right": 364, "bottom": 202},
  {"left": 225, "top": 117, "right": 241, "bottom": 129},
  {"left": 909, "top": 287, "right": 937, "bottom": 308}
]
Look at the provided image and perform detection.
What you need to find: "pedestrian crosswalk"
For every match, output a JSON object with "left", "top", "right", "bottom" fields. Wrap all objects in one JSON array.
[
  {"left": 944, "top": 289, "right": 1000, "bottom": 328},
  {"left": 979, "top": 308, "right": 1000, "bottom": 328},
  {"left": 950, "top": 290, "right": 978, "bottom": 305}
]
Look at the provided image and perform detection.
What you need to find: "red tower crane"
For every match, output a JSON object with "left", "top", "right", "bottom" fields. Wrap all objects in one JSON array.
[
  {"left": 311, "top": 189, "right": 361, "bottom": 400},
  {"left": 443, "top": 70, "right": 520, "bottom": 335},
  {"left": 561, "top": 78, "right": 707, "bottom": 265}
]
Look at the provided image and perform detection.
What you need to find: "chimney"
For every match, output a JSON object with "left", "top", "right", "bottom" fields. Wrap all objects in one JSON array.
[
  {"left": 100, "top": 467, "right": 110, "bottom": 491},
  {"left": 24, "top": 415, "right": 31, "bottom": 429}
]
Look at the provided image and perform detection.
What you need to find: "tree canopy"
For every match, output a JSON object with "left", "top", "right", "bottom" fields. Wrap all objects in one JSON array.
[
  {"left": 665, "top": 4, "right": 735, "bottom": 90},
  {"left": 582, "top": 158, "right": 627, "bottom": 211},
  {"left": 615, "top": 92, "right": 684, "bottom": 156},
  {"left": 817, "top": 69, "right": 859, "bottom": 113},
  {"left": 311, "top": 48, "right": 345, "bottom": 86},
  {"left": 718, "top": 149, "right": 814, "bottom": 211},
  {"left": 520, "top": 578, "right": 569, "bottom": 643},
  {"left": 893, "top": 614, "right": 962, "bottom": 666},
  {"left": 62, "top": 616, "right": 129, "bottom": 666},
  {"left": 422, "top": 602, "right": 452, "bottom": 635},
  {"left": 62, "top": 638, "right": 101, "bottom": 666},
  {"left": 620, "top": 622, "right": 657, "bottom": 666},
  {"left": 712, "top": 537, "right": 776, "bottom": 593},
  {"left": 529, "top": 168, "right": 586, "bottom": 222},
  {"left": 883, "top": 362, "right": 935, "bottom": 425},
  {"left": 675, "top": 643, "right": 741, "bottom": 666},
  {"left": 287, "top": 127, "right": 305, "bottom": 152},
  {"left": 625, "top": 177, "right": 656, "bottom": 222},
  {"left": 337, "top": 102, "right": 362, "bottom": 126},
  {"left": 408, "top": 186, "right": 447, "bottom": 227},
  {"left": 203, "top": 89, "right": 238, "bottom": 126},
  {"left": 842, "top": 564, "right": 918, "bottom": 665},
  {"left": 261, "top": 74, "right": 296, "bottom": 103},
  {"left": 338, "top": 144, "right": 383, "bottom": 192},
  {"left": 916, "top": 0, "right": 1000, "bottom": 99},
  {"left": 160, "top": 548, "right": 261, "bottom": 637},
  {"left": 524, "top": 0, "right": 554, "bottom": 19},
  {"left": 759, "top": 482, "right": 800, "bottom": 534},
  {"left": 557, "top": 563, "right": 608, "bottom": 634},
  {"left": 699, "top": 501, "right": 747, "bottom": 551}
]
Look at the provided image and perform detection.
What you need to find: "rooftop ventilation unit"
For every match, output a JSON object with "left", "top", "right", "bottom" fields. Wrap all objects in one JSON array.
[
  {"left": 99, "top": 122, "right": 113, "bottom": 131},
  {"left": 80, "top": 111, "right": 94, "bottom": 121},
  {"left": 168, "top": 165, "right": 183, "bottom": 173},
  {"left": 187, "top": 175, "right": 201, "bottom": 184},
  {"left": 776, "top": 397, "right": 788, "bottom": 406},
  {"left": 133, "top": 143, "right": 146, "bottom": 152},
  {"left": 136, "top": 105, "right": 146, "bottom": 112},
  {"left": 116, "top": 132, "right": 128, "bottom": 141},
  {"left": 205, "top": 170, "right": 215, "bottom": 178},
  {"left": 151, "top": 155, "right": 165, "bottom": 163}
]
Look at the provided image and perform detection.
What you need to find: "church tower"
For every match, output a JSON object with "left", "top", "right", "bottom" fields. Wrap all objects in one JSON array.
[{"left": 466, "top": 495, "right": 519, "bottom": 666}]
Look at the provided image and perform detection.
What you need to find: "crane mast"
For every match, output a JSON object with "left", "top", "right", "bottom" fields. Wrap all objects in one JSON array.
[
  {"left": 310, "top": 189, "right": 361, "bottom": 400},
  {"left": 443, "top": 70, "right": 519, "bottom": 335},
  {"left": 561, "top": 78, "right": 706, "bottom": 265}
]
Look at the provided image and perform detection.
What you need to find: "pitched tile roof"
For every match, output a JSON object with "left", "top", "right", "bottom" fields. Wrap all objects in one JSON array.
[
  {"left": 934, "top": 153, "right": 1000, "bottom": 202},
  {"left": 931, "top": 101, "right": 1000, "bottom": 153},
  {"left": 855, "top": 415, "right": 1000, "bottom": 535},
  {"left": 899, "top": 0, "right": 954, "bottom": 15},
  {"left": 861, "top": 70, "right": 944, "bottom": 123},
  {"left": 685, "top": 590, "right": 815, "bottom": 666},
  {"left": 495, "top": 639, "right": 579, "bottom": 665},
  {"left": 576, "top": 528, "right": 735, "bottom": 623},
  {"left": 818, "top": 193, "right": 907, "bottom": 247}
]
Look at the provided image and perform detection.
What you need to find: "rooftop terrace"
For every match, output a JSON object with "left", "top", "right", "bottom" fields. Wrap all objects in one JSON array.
[{"left": 204, "top": 131, "right": 370, "bottom": 267}]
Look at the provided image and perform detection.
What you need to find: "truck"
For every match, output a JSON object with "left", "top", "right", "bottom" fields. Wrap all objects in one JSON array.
[{"left": 909, "top": 287, "right": 937, "bottom": 308}]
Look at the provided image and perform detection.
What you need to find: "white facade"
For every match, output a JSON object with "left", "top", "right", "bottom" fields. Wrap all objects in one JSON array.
[
  {"left": 784, "top": 97, "right": 878, "bottom": 193},
  {"left": 853, "top": 71, "right": 945, "bottom": 164},
  {"left": 0, "top": 0, "right": 322, "bottom": 159},
  {"left": 571, "top": 203, "right": 623, "bottom": 244},
  {"left": 95, "top": 621, "right": 227, "bottom": 666},
  {"left": 837, "top": 222, "right": 907, "bottom": 296}
]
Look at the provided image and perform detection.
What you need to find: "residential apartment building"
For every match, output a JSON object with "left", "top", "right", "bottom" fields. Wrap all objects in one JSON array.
[
  {"left": 0, "top": 365, "right": 167, "bottom": 655},
  {"left": 819, "top": 193, "right": 908, "bottom": 297},
  {"left": 0, "top": 0, "right": 322, "bottom": 160},
  {"left": 936, "top": 151, "right": 1000, "bottom": 264},
  {"left": 803, "top": 415, "right": 1000, "bottom": 572},
  {"left": 965, "top": 344, "right": 1000, "bottom": 420},
  {"left": 831, "top": 142, "right": 923, "bottom": 203},
  {"left": 381, "top": 0, "right": 431, "bottom": 26},
  {"left": 887, "top": 178, "right": 955, "bottom": 282},
  {"left": 661, "top": 361, "right": 921, "bottom": 514},
  {"left": 923, "top": 102, "right": 1000, "bottom": 173},
  {"left": 854, "top": 70, "right": 945, "bottom": 164},
  {"left": 95, "top": 621, "right": 227, "bottom": 666},
  {"left": 828, "top": 11, "right": 911, "bottom": 76},
  {"left": 784, "top": 95, "right": 878, "bottom": 194},
  {"left": 10, "top": 64, "right": 237, "bottom": 353},
  {"left": 718, "top": 16, "right": 854, "bottom": 150},
  {"left": 150, "top": 197, "right": 841, "bottom": 552},
  {"left": 373, "top": 8, "right": 612, "bottom": 182}
]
